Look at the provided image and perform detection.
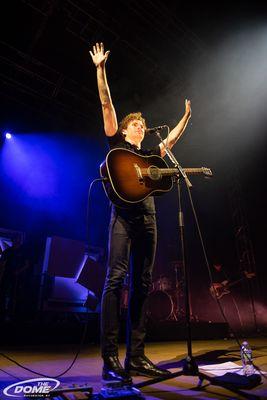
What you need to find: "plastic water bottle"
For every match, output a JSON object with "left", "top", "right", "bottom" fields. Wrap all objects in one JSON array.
[{"left": 241, "top": 341, "right": 255, "bottom": 376}]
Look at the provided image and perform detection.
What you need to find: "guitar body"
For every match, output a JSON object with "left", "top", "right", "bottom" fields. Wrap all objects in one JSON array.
[
  {"left": 209, "top": 284, "right": 230, "bottom": 300},
  {"left": 100, "top": 148, "right": 173, "bottom": 204}
]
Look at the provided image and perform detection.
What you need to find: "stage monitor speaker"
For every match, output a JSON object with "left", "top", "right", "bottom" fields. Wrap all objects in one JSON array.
[
  {"left": 77, "top": 256, "right": 106, "bottom": 298},
  {"left": 43, "top": 236, "right": 85, "bottom": 278}
]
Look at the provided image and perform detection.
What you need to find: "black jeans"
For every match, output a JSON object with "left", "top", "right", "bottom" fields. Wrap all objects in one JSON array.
[{"left": 101, "top": 208, "right": 157, "bottom": 359}]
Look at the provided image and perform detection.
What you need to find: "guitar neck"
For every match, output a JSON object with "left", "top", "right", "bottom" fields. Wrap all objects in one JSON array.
[
  {"left": 165, "top": 168, "right": 207, "bottom": 175},
  {"left": 227, "top": 278, "right": 243, "bottom": 288},
  {"left": 140, "top": 167, "right": 208, "bottom": 176}
]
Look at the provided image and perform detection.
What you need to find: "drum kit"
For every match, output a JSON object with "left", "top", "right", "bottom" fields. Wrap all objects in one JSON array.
[
  {"left": 120, "top": 266, "right": 185, "bottom": 322},
  {"left": 146, "top": 275, "right": 183, "bottom": 322}
]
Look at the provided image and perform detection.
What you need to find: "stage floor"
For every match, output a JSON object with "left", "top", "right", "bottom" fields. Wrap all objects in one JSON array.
[{"left": 0, "top": 338, "right": 266, "bottom": 399}]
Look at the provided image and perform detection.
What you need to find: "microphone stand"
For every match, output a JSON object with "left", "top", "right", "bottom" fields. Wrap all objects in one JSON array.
[
  {"left": 133, "top": 129, "right": 257, "bottom": 399},
  {"left": 155, "top": 129, "right": 198, "bottom": 375}
]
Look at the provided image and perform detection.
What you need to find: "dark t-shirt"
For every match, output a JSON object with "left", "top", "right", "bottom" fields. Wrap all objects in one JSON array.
[
  {"left": 107, "top": 132, "right": 161, "bottom": 215},
  {"left": 211, "top": 268, "right": 229, "bottom": 283}
]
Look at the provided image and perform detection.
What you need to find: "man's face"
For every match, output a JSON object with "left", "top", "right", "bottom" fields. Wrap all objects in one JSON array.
[
  {"left": 214, "top": 264, "right": 222, "bottom": 272},
  {"left": 123, "top": 119, "right": 145, "bottom": 144}
]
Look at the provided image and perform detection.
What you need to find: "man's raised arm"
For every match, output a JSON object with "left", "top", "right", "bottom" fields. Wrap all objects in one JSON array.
[
  {"left": 159, "top": 99, "right": 191, "bottom": 157},
  {"left": 90, "top": 42, "right": 118, "bottom": 136}
]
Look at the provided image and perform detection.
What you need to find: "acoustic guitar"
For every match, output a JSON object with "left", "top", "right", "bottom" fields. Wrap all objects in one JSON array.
[{"left": 100, "top": 148, "right": 212, "bottom": 205}]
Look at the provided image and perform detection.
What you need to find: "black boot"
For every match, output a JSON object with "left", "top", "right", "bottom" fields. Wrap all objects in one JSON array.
[
  {"left": 125, "top": 355, "right": 171, "bottom": 377},
  {"left": 102, "top": 355, "right": 132, "bottom": 384}
]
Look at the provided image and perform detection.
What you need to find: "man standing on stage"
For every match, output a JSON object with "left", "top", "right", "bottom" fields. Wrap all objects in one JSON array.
[{"left": 90, "top": 42, "right": 191, "bottom": 383}]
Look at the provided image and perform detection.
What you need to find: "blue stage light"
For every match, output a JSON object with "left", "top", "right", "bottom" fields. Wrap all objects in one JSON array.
[{"left": 5, "top": 132, "right": 12, "bottom": 139}]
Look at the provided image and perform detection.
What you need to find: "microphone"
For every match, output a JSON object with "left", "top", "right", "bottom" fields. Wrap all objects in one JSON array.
[{"left": 145, "top": 125, "right": 167, "bottom": 135}]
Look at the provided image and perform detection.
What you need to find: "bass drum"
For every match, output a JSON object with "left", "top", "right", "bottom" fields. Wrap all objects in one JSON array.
[{"left": 146, "top": 290, "right": 174, "bottom": 321}]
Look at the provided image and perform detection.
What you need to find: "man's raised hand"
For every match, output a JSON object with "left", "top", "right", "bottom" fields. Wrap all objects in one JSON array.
[
  {"left": 185, "top": 99, "right": 191, "bottom": 118},
  {"left": 90, "top": 42, "right": 110, "bottom": 67}
]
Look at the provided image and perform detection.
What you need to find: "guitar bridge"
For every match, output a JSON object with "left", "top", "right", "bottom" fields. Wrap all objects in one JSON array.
[{"left": 134, "top": 163, "right": 144, "bottom": 184}]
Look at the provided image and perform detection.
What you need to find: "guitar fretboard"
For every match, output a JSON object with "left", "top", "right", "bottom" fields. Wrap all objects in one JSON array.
[{"left": 140, "top": 167, "right": 211, "bottom": 177}]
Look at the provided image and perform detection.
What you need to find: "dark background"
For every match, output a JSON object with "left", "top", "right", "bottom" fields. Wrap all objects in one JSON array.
[{"left": 0, "top": 0, "right": 266, "bottom": 325}]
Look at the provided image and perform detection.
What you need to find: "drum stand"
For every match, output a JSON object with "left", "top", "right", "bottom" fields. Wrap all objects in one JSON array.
[{"left": 133, "top": 131, "right": 256, "bottom": 399}]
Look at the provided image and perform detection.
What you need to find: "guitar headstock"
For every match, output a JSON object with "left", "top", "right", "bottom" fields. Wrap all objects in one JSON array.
[{"left": 202, "top": 167, "right": 213, "bottom": 177}]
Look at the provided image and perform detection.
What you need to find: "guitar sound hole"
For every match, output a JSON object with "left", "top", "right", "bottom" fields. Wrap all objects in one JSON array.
[{"left": 148, "top": 166, "right": 161, "bottom": 181}]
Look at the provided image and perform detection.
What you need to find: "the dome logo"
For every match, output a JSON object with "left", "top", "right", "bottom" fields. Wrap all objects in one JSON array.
[{"left": 3, "top": 378, "right": 60, "bottom": 398}]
